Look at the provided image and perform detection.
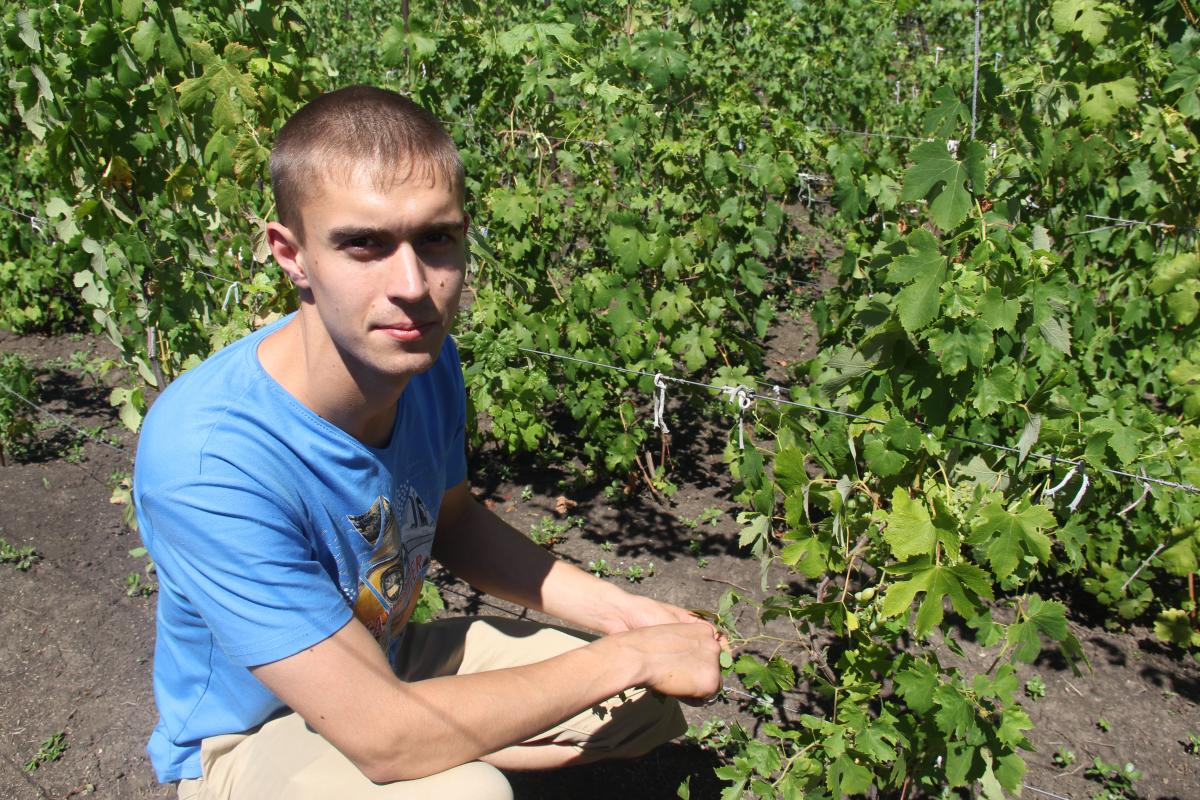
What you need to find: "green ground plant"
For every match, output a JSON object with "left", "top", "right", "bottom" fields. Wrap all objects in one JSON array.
[
  {"left": 0, "top": 536, "right": 39, "bottom": 571},
  {"left": 0, "top": 353, "right": 38, "bottom": 464},
  {"left": 23, "top": 731, "right": 67, "bottom": 772}
]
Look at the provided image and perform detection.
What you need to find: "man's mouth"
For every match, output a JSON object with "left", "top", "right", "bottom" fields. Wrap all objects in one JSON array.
[{"left": 376, "top": 321, "right": 439, "bottom": 342}]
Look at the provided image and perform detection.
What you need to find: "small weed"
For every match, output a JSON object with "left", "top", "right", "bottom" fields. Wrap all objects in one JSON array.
[
  {"left": 688, "top": 538, "right": 703, "bottom": 556},
  {"left": 1097, "top": 718, "right": 1112, "bottom": 733},
  {"left": 621, "top": 561, "right": 655, "bottom": 583},
  {"left": 520, "top": 485, "right": 534, "bottom": 501},
  {"left": 1185, "top": 732, "right": 1200, "bottom": 755},
  {"left": 1083, "top": 757, "right": 1142, "bottom": 800},
  {"left": 683, "top": 507, "right": 722, "bottom": 529},
  {"left": 1024, "top": 675, "right": 1046, "bottom": 700},
  {"left": 587, "top": 558, "right": 613, "bottom": 578},
  {"left": 24, "top": 731, "right": 67, "bottom": 771},
  {"left": 109, "top": 471, "right": 137, "bottom": 530},
  {"left": 528, "top": 515, "right": 582, "bottom": 548},
  {"left": 124, "top": 546, "right": 157, "bottom": 597},
  {"left": 41, "top": 477, "right": 51, "bottom": 490},
  {"left": 697, "top": 558, "right": 710, "bottom": 569},
  {"left": 1052, "top": 748, "right": 1077, "bottom": 768},
  {"left": 0, "top": 537, "right": 40, "bottom": 571},
  {"left": 599, "top": 541, "right": 613, "bottom": 552},
  {"left": 124, "top": 571, "right": 156, "bottom": 598}
]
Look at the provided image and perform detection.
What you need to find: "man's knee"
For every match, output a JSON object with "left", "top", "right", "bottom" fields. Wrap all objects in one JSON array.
[
  {"left": 584, "top": 690, "right": 687, "bottom": 759},
  {"left": 427, "top": 761, "right": 512, "bottom": 800}
]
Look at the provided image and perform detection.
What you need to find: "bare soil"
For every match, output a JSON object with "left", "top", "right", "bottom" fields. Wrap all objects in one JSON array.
[{"left": 2, "top": 325, "right": 1199, "bottom": 800}]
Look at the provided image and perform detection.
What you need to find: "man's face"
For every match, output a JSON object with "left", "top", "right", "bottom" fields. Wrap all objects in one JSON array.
[{"left": 287, "top": 167, "right": 468, "bottom": 384}]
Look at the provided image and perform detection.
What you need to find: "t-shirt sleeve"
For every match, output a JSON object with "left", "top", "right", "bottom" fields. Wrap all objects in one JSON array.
[
  {"left": 139, "top": 476, "right": 352, "bottom": 667},
  {"left": 442, "top": 338, "right": 468, "bottom": 491}
]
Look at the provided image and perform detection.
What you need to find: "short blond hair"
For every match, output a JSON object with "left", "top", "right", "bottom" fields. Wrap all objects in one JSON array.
[{"left": 270, "top": 86, "right": 463, "bottom": 241}]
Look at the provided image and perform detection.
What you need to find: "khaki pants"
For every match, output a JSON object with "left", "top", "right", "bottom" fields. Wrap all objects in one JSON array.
[{"left": 176, "top": 617, "right": 685, "bottom": 799}]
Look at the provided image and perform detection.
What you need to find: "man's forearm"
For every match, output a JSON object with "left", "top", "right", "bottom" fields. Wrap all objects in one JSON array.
[{"left": 432, "top": 494, "right": 633, "bottom": 633}]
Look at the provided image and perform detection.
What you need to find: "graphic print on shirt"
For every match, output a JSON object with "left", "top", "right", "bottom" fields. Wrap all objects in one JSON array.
[{"left": 347, "top": 489, "right": 435, "bottom": 651}]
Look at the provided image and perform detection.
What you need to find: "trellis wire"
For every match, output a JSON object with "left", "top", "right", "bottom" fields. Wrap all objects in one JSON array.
[
  {"left": 0, "top": 382, "right": 129, "bottom": 454},
  {"left": 516, "top": 347, "right": 1200, "bottom": 497},
  {"left": 0, "top": 202, "right": 46, "bottom": 226},
  {"left": 1076, "top": 213, "right": 1200, "bottom": 236}
]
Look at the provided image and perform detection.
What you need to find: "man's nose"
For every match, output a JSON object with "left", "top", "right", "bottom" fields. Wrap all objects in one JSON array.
[{"left": 386, "top": 243, "right": 428, "bottom": 301}]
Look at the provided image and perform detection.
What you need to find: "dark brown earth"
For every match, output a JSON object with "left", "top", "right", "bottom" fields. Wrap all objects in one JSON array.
[{"left": 2, "top": 321, "right": 1199, "bottom": 800}]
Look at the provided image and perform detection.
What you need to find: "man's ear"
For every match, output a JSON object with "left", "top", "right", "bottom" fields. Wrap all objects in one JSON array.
[{"left": 266, "top": 221, "right": 310, "bottom": 290}]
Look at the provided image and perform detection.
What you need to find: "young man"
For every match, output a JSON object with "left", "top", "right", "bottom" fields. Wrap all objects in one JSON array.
[{"left": 134, "top": 85, "right": 722, "bottom": 799}]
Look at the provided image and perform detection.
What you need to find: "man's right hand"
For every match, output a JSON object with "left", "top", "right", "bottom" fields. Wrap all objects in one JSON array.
[{"left": 604, "top": 621, "right": 724, "bottom": 704}]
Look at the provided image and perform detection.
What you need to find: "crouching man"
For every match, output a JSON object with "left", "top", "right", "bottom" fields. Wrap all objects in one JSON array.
[{"left": 134, "top": 85, "right": 723, "bottom": 800}]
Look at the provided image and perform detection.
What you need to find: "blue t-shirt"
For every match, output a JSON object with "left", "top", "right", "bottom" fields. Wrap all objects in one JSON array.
[{"left": 133, "top": 314, "right": 467, "bottom": 783}]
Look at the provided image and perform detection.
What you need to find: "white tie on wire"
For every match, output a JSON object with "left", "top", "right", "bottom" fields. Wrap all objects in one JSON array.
[
  {"left": 1043, "top": 464, "right": 1078, "bottom": 498},
  {"left": 1067, "top": 470, "right": 1090, "bottom": 512},
  {"left": 652, "top": 372, "right": 670, "bottom": 434},
  {"left": 221, "top": 282, "right": 240, "bottom": 311},
  {"left": 1119, "top": 470, "right": 1152, "bottom": 516},
  {"left": 721, "top": 385, "right": 753, "bottom": 450}
]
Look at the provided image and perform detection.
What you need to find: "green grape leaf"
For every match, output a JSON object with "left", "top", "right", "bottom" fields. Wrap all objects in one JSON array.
[
  {"left": 882, "top": 562, "right": 993, "bottom": 637},
  {"left": 131, "top": 18, "right": 161, "bottom": 63},
  {"left": 894, "top": 660, "right": 938, "bottom": 712},
  {"left": 1154, "top": 608, "right": 1200, "bottom": 647},
  {"left": 864, "top": 437, "right": 908, "bottom": 477},
  {"left": 900, "top": 140, "right": 987, "bottom": 231},
  {"left": 978, "top": 287, "right": 1020, "bottom": 330},
  {"left": 1160, "top": 537, "right": 1198, "bottom": 576},
  {"left": 780, "top": 535, "right": 827, "bottom": 579},
  {"left": 1006, "top": 596, "right": 1071, "bottom": 662},
  {"left": 1149, "top": 253, "right": 1199, "bottom": 294},
  {"left": 734, "top": 655, "right": 795, "bottom": 694},
  {"left": 1079, "top": 77, "right": 1138, "bottom": 125},
  {"left": 1016, "top": 413, "right": 1041, "bottom": 465},
  {"left": 488, "top": 185, "right": 537, "bottom": 229},
  {"left": 882, "top": 488, "right": 936, "bottom": 559},
  {"left": 967, "top": 498, "right": 1055, "bottom": 580},
  {"left": 974, "top": 370, "right": 1019, "bottom": 417},
  {"left": 1051, "top": 0, "right": 1112, "bottom": 43},
  {"left": 494, "top": 22, "right": 577, "bottom": 56},
  {"left": 1038, "top": 316, "right": 1071, "bottom": 355},
  {"left": 933, "top": 683, "right": 977, "bottom": 739},
  {"left": 887, "top": 231, "right": 946, "bottom": 333},
  {"left": 774, "top": 447, "right": 809, "bottom": 494},
  {"left": 828, "top": 755, "right": 873, "bottom": 797},
  {"left": 1167, "top": 287, "right": 1200, "bottom": 325},
  {"left": 629, "top": 30, "right": 689, "bottom": 90},
  {"left": 922, "top": 85, "right": 968, "bottom": 138}
]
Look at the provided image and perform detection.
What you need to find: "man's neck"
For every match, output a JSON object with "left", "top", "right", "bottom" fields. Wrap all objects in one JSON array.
[{"left": 257, "top": 314, "right": 409, "bottom": 448}]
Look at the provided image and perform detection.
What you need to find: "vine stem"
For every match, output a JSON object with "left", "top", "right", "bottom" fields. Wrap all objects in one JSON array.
[{"left": 1190, "top": 573, "right": 1197, "bottom": 623}]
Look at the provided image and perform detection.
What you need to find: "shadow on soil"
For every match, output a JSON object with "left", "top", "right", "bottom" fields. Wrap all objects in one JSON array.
[{"left": 504, "top": 741, "right": 725, "bottom": 800}]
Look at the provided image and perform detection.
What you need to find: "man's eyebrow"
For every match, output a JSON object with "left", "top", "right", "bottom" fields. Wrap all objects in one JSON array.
[
  {"left": 327, "top": 226, "right": 389, "bottom": 245},
  {"left": 326, "top": 220, "right": 465, "bottom": 245}
]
